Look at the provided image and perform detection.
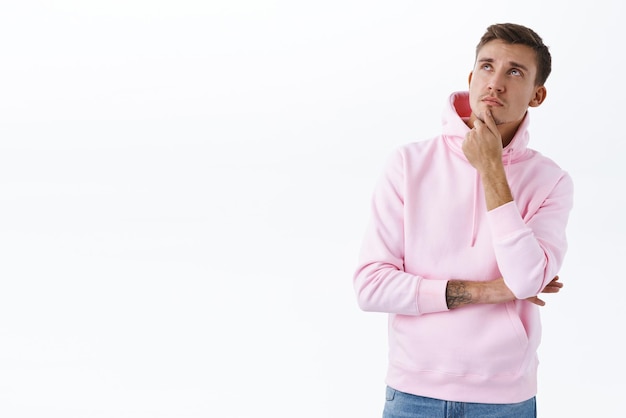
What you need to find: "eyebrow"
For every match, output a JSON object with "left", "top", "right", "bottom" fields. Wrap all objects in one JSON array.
[{"left": 478, "top": 58, "right": 529, "bottom": 72}]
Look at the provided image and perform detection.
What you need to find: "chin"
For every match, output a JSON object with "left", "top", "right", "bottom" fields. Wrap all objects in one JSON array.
[
  {"left": 492, "top": 115, "right": 505, "bottom": 125},
  {"left": 483, "top": 108, "right": 508, "bottom": 125}
]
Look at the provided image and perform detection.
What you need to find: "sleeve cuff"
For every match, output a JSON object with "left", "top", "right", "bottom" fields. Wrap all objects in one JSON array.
[
  {"left": 486, "top": 201, "right": 527, "bottom": 241},
  {"left": 416, "top": 278, "right": 449, "bottom": 314}
]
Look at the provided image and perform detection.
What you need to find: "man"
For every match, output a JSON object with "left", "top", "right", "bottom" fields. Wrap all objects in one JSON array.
[{"left": 353, "top": 23, "right": 573, "bottom": 417}]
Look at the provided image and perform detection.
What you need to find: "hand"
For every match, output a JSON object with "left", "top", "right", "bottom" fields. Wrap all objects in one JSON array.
[
  {"left": 463, "top": 109, "right": 513, "bottom": 210},
  {"left": 462, "top": 109, "right": 503, "bottom": 173},
  {"left": 525, "top": 276, "right": 563, "bottom": 306}
]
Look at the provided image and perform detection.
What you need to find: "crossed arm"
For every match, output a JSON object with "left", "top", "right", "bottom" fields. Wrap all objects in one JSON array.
[
  {"left": 448, "top": 108, "right": 563, "bottom": 310},
  {"left": 446, "top": 276, "right": 563, "bottom": 309}
]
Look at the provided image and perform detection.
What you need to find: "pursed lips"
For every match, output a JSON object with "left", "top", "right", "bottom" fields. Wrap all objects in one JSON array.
[{"left": 482, "top": 96, "right": 503, "bottom": 106}]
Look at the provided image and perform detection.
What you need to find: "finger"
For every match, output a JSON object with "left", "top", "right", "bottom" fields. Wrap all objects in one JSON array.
[
  {"left": 541, "top": 284, "right": 563, "bottom": 294},
  {"left": 543, "top": 280, "right": 564, "bottom": 290},
  {"left": 544, "top": 284, "right": 562, "bottom": 291},
  {"left": 526, "top": 296, "right": 545, "bottom": 306},
  {"left": 483, "top": 109, "right": 499, "bottom": 134},
  {"left": 469, "top": 121, "right": 480, "bottom": 137},
  {"left": 545, "top": 280, "right": 563, "bottom": 288}
]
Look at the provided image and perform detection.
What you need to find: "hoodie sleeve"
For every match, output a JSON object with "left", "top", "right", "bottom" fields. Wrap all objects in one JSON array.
[
  {"left": 353, "top": 148, "right": 449, "bottom": 315},
  {"left": 487, "top": 172, "right": 574, "bottom": 299}
]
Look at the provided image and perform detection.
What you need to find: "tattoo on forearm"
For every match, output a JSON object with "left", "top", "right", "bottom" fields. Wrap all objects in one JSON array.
[{"left": 446, "top": 281, "right": 472, "bottom": 309}]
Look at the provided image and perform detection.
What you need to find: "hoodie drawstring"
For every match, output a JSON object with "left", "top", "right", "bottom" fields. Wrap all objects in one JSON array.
[
  {"left": 505, "top": 148, "right": 513, "bottom": 177},
  {"left": 470, "top": 170, "right": 479, "bottom": 247}
]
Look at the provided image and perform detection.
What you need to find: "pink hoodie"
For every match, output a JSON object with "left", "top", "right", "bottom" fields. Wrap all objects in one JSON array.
[{"left": 353, "top": 91, "right": 573, "bottom": 403}]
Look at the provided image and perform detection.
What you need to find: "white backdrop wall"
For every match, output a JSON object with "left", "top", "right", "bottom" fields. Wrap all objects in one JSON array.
[{"left": 0, "top": 1, "right": 623, "bottom": 417}]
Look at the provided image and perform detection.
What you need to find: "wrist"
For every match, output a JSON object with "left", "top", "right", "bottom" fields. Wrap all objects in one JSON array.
[{"left": 446, "top": 280, "right": 482, "bottom": 309}]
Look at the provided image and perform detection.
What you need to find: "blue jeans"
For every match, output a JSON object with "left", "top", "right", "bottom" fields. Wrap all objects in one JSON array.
[{"left": 383, "top": 387, "right": 536, "bottom": 418}]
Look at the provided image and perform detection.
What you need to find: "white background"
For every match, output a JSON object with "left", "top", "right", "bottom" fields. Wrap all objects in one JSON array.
[{"left": 0, "top": 1, "right": 624, "bottom": 417}]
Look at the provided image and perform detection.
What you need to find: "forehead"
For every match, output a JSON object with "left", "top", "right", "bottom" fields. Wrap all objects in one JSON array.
[{"left": 476, "top": 39, "right": 538, "bottom": 71}]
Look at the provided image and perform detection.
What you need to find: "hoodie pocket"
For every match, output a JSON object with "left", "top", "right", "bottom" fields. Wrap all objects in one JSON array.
[
  {"left": 504, "top": 301, "right": 530, "bottom": 347},
  {"left": 389, "top": 303, "right": 531, "bottom": 377}
]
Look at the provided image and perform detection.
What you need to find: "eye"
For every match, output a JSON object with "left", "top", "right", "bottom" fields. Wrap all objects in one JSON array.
[
  {"left": 481, "top": 63, "right": 492, "bottom": 71},
  {"left": 510, "top": 68, "right": 522, "bottom": 76}
]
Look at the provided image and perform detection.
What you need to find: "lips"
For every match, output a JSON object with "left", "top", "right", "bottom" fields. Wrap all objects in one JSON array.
[{"left": 482, "top": 96, "right": 503, "bottom": 106}]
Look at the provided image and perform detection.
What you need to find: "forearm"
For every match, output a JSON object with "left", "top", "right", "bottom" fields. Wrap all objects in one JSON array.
[
  {"left": 446, "top": 276, "right": 563, "bottom": 309},
  {"left": 446, "top": 278, "right": 515, "bottom": 309},
  {"left": 479, "top": 163, "right": 513, "bottom": 211}
]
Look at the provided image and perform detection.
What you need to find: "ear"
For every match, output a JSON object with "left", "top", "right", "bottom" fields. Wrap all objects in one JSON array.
[
  {"left": 529, "top": 85, "right": 547, "bottom": 107},
  {"left": 468, "top": 72, "right": 473, "bottom": 86}
]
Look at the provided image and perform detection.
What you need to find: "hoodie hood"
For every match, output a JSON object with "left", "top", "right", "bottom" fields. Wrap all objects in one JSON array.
[{"left": 441, "top": 91, "right": 531, "bottom": 163}]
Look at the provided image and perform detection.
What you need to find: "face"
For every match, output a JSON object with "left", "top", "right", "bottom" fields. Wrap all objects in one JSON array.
[{"left": 468, "top": 39, "right": 546, "bottom": 136}]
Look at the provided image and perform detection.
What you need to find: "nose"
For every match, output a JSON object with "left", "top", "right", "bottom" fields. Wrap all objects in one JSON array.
[{"left": 488, "top": 72, "right": 506, "bottom": 93}]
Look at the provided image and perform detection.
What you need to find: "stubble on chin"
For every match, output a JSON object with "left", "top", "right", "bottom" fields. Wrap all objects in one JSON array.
[
  {"left": 490, "top": 114, "right": 505, "bottom": 125},
  {"left": 477, "top": 107, "right": 505, "bottom": 125}
]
